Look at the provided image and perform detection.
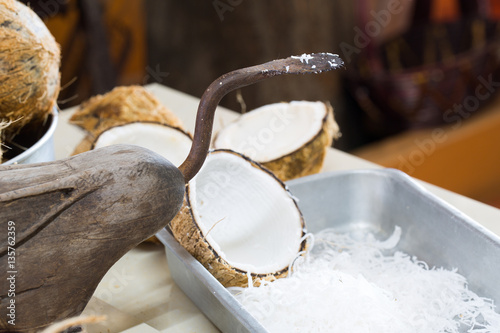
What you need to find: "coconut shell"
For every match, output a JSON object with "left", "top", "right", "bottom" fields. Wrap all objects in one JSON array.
[
  {"left": 69, "top": 85, "right": 184, "bottom": 136},
  {"left": 170, "top": 195, "right": 291, "bottom": 288},
  {"left": 169, "top": 150, "right": 307, "bottom": 288},
  {"left": 71, "top": 133, "right": 94, "bottom": 156},
  {"left": 261, "top": 102, "right": 339, "bottom": 181},
  {"left": 72, "top": 121, "right": 191, "bottom": 158},
  {"left": 0, "top": 0, "right": 61, "bottom": 139},
  {"left": 90, "top": 121, "right": 192, "bottom": 150}
]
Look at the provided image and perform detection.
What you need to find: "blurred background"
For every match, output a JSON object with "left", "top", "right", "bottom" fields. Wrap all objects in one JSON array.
[{"left": 27, "top": 0, "right": 500, "bottom": 207}]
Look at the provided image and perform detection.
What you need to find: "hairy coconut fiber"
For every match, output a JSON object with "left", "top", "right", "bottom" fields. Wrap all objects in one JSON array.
[
  {"left": 70, "top": 85, "right": 184, "bottom": 136},
  {"left": 0, "top": 0, "right": 61, "bottom": 139},
  {"left": 262, "top": 103, "right": 339, "bottom": 181}
]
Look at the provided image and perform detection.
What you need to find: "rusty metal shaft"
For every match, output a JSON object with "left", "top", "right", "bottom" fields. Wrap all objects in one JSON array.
[{"left": 178, "top": 53, "right": 344, "bottom": 182}]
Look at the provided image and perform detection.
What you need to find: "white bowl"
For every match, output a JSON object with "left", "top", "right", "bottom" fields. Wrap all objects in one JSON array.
[{"left": 2, "top": 106, "right": 59, "bottom": 165}]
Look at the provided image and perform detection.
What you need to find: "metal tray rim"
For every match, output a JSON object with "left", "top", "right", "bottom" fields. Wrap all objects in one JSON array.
[{"left": 289, "top": 168, "right": 500, "bottom": 242}]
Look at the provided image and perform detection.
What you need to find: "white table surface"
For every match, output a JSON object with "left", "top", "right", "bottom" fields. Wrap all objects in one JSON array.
[{"left": 53, "top": 83, "right": 500, "bottom": 333}]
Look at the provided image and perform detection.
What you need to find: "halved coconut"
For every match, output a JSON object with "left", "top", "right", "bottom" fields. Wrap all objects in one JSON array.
[
  {"left": 170, "top": 149, "right": 307, "bottom": 287},
  {"left": 69, "top": 85, "right": 184, "bottom": 135},
  {"left": 70, "top": 85, "right": 185, "bottom": 156},
  {"left": 0, "top": 0, "right": 61, "bottom": 138},
  {"left": 92, "top": 121, "right": 192, "bottom": 167},
  {"left": 214, "top": 101, "right": 340, "bottom": 181}
]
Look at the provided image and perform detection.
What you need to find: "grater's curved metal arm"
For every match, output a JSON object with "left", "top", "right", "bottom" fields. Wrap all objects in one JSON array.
[{"left": 178, "top": 53, "right": 344, "bottom": 182}]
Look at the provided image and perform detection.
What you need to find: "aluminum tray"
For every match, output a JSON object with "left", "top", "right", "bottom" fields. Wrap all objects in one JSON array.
[{"left": 156, "top": 169, "right": 500, "bottom": 333}]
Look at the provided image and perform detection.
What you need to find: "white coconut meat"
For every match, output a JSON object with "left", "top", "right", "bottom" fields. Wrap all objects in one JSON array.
[
  {"left": 214, "top": 101, "right": 339, "bottom": 181},
  {"left": 170, "top": 150, "right": 307, "bottom": 286},
  {"left": 93, "top": 122, "right": 192, "bottom": 167}
]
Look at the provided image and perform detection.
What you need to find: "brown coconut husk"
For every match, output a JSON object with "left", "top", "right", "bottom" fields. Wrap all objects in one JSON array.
[
  {"left": 71, "top": 133, "right": 95, "bottom": 156},
  {"left": 0, "top": 0, "right": 61, "bottom": 139},
  {"left": 261, "top": 102, "right": 340, "bottom": 181},
  {"left": 69, "top": 85, "right": 184, "bottom": 137}
]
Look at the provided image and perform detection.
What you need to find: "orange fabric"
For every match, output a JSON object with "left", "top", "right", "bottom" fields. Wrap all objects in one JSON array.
[
  {"left": 431, "top": 0, "right": 460, "bottom": 22},
  {"left": 490, "top": 0, "right": 500, "bottom": 19}
]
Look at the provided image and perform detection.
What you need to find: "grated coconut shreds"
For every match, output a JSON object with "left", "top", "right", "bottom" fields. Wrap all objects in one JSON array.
[{"left": 230, "top": 227, "right": 500, "bottom": 333}]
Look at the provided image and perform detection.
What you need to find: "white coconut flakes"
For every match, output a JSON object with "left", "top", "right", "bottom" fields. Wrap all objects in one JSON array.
[
  {"left": 230, "top": 227, "right": 500, "bottom": 333},
  {"left": 291, "top": 53, "right": 314, "bottom": 64}
]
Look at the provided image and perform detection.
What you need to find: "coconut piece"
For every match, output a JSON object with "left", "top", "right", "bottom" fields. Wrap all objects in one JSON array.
[
  {"left": 0, "top": 0, "right": 61, "bottom": 139},
  {"left": 170, "top": 149, "right": 307, "bottom": 287},
  {"left": 69, "top": 85, "right": 184, "bottom": 135},
  {"left": 92, "top": 121, "right": 192, "bottom": 167},
  {"left": 214, "top": 101, "right": 340, "bottom": 181},
  {"left": 71, "top": 133, "right": 94, "bottom": 156},
  {"left": 40, "top": 315, "right": 106, "bottom": 333}
]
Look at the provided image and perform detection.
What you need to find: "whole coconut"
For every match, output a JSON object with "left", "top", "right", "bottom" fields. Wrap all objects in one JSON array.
[{"left": 0, "top": 0, "right": 61, "bottom": 139}]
